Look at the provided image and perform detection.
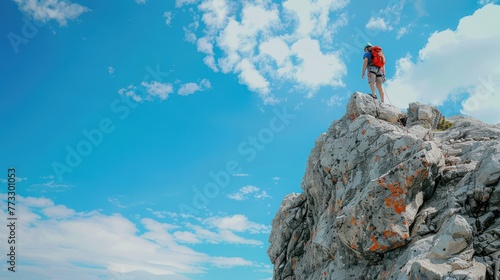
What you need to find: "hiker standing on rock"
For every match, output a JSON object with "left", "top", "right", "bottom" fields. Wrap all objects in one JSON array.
[{"left": 362, "top": 43, "right": 386, "bottom": 102}]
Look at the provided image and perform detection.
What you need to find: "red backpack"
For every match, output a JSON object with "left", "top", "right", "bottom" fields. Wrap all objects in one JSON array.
[{"left": 370, "top": 46, "right": 386, "bottom": 68}]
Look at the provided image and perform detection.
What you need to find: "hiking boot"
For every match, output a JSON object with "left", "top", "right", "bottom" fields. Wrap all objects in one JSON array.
[{"left": 371, "top": 94, "right": 378, "bottom": 100}]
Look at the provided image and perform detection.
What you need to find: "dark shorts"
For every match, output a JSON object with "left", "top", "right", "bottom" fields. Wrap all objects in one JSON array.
[{"left": 368, "top": 66, "right": 385, "bottom": 84}]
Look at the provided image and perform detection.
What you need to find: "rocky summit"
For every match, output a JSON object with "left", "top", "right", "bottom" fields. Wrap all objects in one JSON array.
[{"left": 267, "top": 92, "right": 500, "bottom": 280}]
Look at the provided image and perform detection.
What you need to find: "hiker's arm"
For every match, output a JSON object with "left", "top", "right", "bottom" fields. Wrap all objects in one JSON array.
[{"left": 361, "top": 58, "right": 368, "bottom": 79}]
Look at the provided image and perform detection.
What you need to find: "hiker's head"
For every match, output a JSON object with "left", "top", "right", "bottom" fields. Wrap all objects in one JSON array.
[{"left": 364, "top": 43, "right": 372, "bottom": 52}]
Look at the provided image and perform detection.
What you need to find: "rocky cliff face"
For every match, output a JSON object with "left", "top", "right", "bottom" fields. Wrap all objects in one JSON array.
[{"left": 267, "top": 92, "right": 500, "bottom": 280}]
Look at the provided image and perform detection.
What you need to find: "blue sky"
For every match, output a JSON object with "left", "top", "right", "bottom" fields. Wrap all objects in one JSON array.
[{"left": 1, "top": 0, "right": 499, "bottom": 279}]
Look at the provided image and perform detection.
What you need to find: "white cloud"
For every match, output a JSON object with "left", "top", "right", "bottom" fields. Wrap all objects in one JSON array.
[
  {"left": 259, "top": 37, "right": 291, "bottom": 66},
  {"left": 290, "top": 37, "right": 346, "bottom": 91},
  {"left": 141, "top": 81, "right": 174, "bottom": 100},
  {"left": 232, "top": 173, "right": 249, "bottom": 177},
  {"left": 205, "top": 214, "right": 270, "bottom": 234},
  {"left": 237, "top": 59, "right": 271, "bottom": 96},
  {"left": 135, "top": 0, "right": 146, "bottom": 4},
  {"left": 0, "top": 196, "right": 258, "bottom": 279},
  {"left": 386, "top": 4, "right": 500, "bottom": 124},
  {"left": 164, "top": 11, "right": 173, "bottom": 26},
  {"left": 41, "top": 204, "right": 76, "bottom": 218},
  {"left": 118, "top": 84, "right": 146, "bottom": 102},
  {"left": 227, "top": 185, "right": 271, "bottom": 201},
  {"left": 181, "top": 0, "right": 349, "bottom": 103},
  {"left": 120, "top": 79, "right": 211, "bottom": 102},
  {"left": 173, "top": 231, "right": 201, "bottom": 244},
  {"left": 366, "top": 17, "right": 392, "bottom": 31},
  {"left": 107, "top": 66, "right": 115, "bottom": 75},
  {"left": 254, "top": 190, "right": 271, "bottom": 199},
  {"left": 209, "top": 256, "right": 253, "bottom": 268},
  {"left": 178, "top": 79, "right": 211, "bottom": 95},
  {"left": 199, "top": 0, "right": 230, "bottom": 30},
  {"left": 14, "top": 0, "right": 90, "bottom": 26},
  {"left": 175, "top": 220, "right": 264, "bottom": 246},
  {"left": 282, "top": 0, "right": 349, "bottom": 37}
]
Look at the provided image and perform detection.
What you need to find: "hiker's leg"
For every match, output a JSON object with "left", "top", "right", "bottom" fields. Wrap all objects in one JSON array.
[
  {"left": 376, "top": 82, "right": 385, "bottom": 102},
  {"left": 369, "top": 82, "right": 376, "bottom": 97},
  {"left": 368, "top": 70, "right": 377, "bottom": 97}
]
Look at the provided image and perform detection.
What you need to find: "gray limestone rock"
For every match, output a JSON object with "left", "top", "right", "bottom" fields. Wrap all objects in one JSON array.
[{"left": 268, "top": 92, "right": 500, "bottom": 280}]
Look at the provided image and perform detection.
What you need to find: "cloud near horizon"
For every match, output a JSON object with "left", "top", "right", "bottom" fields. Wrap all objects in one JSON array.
[{"left": 0, "top": 195, "right": 268, "bottom": 280}]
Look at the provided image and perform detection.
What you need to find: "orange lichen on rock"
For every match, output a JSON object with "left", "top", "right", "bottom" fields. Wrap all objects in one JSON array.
[
  {"left": 377, "top": 179, "right": 385, "bottom": 186},
  {"left": 351, "top": 217, "right": 358, "bottom": 226},
  {"left": 375, "top": 155, "right": 379, "bottom": 162},
  {"left": 383, "top": 182, "right": 406, "bottom": 214},
  {"left": 405, "top": 175, "right": 415, "bottom": 187},
  {"left": 383, "top": 230, "right": 397, "bottom": 239},
  {"left": 369, "top": 234, "right": 389, "bottom": 251},
  {"left": 362, "top": 129, "right": 366, "bottom": 136}
]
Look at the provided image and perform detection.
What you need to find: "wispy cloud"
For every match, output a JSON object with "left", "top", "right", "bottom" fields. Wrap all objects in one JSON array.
[
  {"left": 271, "top": 176, "right": 281, "bottom": 184},
  {"left": 365, "top": 0, "right": 406, "bottom": 32},
  {"left": 386, "top": 4, "right": 500, "bottom": 124},
  {"left": 27, "top": 180, "right": 72, "bottom": 193},
  {"left": 107, "top": 66, "right": 115, "bottom": 75},
  {"left": 176, "top": 0, "right": 199, "bottom": 8},
  {"left": 178, "top": 79, "right": 211, "bottom": 96},
  {"left": 120, "top": 78, "right": 211, "bottom": 102},
  {"left": 108, "top": 195, "right": 148, "bottom": 208},
  {"left": 479, "top": 0, "right": 498, "bottom": 4},
  {"left": 227, "top": 185, "right": 271, "bottom": 201},
  {"left": 135, "top": 0, "right": 147, "bottom": 4},
  {"left": 1, "top": 176, "right": 28, "bottom": 183},
  {"left": 396, "top": 25, "right": 410, "bottom": 39},
  {"left": 164, "top": 11, "right": 173, "bottom": 26},
  {"left": 13, "top": 0, "right": 90, "bottom": 26},
  {"left": 326, "top": 94, "right": 344, "bottom": 107}
]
